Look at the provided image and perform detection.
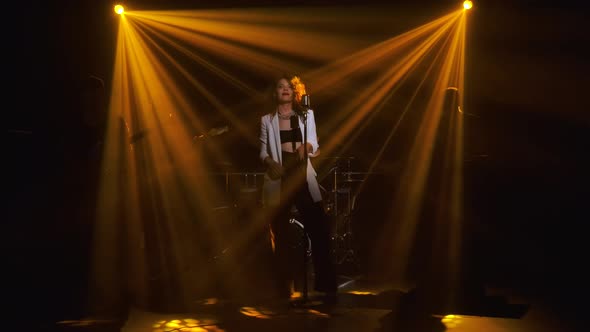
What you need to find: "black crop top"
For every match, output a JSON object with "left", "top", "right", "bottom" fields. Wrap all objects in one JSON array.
[{"left": 280, "top": 129, "right": 302, "bottom": 143}]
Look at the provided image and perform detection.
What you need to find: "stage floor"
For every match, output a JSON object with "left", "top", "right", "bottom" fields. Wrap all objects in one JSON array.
[{"left": 43, "top": 274, "right": 584, "bottom": 332}]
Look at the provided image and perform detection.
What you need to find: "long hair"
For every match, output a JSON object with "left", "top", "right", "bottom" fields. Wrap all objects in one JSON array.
[{"left": 268, "top": 73, "right": 307, "bottom": 116}]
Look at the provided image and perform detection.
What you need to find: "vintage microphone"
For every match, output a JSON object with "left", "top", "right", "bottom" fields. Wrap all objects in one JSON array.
[{"left": 301, "top": 94, "right": 310, "bottom": 112}]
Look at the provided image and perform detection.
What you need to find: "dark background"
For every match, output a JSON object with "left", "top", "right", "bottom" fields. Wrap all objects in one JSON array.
[{"left": 6, "top": 0, "right": 589, "bottom": 323}]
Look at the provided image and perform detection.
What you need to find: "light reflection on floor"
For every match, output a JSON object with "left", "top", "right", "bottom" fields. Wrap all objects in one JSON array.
[{"left": 112, "top": 279, "right": 584, "bottom": 332}]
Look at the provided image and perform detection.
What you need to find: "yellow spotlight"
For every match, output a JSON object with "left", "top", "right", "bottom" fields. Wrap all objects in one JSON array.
[
  {"left": 114, "top": 4, "right": 124, "bottom": 15},
  {"left": 463, "top": 1, "right": 473, "bottom": 10}
]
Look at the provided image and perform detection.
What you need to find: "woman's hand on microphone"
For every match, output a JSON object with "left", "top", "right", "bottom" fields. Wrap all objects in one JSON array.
[{"left": 296, "top": 143, "right": 312, "bottom": 161}]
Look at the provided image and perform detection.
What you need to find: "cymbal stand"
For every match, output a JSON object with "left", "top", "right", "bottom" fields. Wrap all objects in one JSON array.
[
  {"left": 330, "top": 162, "right": 358, "bottom": 268},
  {"left": 333, "top": 165, "right": 339, "bottom": 222},
  {"left": 336, "top": 179, "right": 356, "bottom": 266}
]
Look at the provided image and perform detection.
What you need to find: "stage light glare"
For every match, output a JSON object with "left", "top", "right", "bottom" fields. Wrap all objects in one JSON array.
[
  {"left": 441, "top": 314, "right": 463, "bottom": 328},
  {"left": 114, "top": 4, "right": 125, "bottom": 15},
  {"left": 463, "top": 1, "right": 473, "bottom": 10}
]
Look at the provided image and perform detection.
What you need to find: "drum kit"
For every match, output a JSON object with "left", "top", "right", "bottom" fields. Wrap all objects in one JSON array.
[
  {"left": 187, "top": 123, "right": 369, "bottom": 269},
  {"left": 207, "top": 155, "right": 368, "bottom": 270}
]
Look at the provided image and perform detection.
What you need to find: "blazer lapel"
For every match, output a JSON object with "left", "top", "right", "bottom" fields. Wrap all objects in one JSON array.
[{"left": 271, "top": 114, "right": 282, "bottom": 164}]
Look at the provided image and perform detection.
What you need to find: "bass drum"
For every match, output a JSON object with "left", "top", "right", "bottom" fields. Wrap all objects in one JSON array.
[{"left": 286, "top": 218, "right": 312, "bottom": 258}]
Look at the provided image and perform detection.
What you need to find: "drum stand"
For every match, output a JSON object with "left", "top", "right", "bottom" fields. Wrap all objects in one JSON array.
[
  {"left": 331, "top": 165, "right": 360, "bottom": 268},
  {"left": 302, "top": 225, "right": 309, "bottom": 302}
]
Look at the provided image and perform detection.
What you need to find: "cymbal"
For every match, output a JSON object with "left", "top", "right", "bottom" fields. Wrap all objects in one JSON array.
[
  {"left": 318, "top": 156, "right": 356, "bottom": 160},
  {"left": 212, "top": 160, "right": 233, "bottom": 168},
  {"left": 194, "top": 125, "right": 230, "bottom": 140}
]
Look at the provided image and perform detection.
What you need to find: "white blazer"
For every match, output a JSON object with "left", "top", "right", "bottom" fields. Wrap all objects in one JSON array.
[{"left": 259, "top": 110, "right": 323, "bottom": 206}]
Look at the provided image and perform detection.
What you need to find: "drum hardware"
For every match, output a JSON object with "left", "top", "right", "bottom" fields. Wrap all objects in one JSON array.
[
  {"left": 288, "top": 218, "right": 312, "bottom": 257},
  {"left": 207, "top": 164, "right": 365, "bottom": 270},
  {"left": 207, "top": 171, "right": 265, "bottom": 206},
  {"left": 204, "top": 171, "right": 266, "bottom": 264},
  {"left": 323, "top": 160, "right": 367, "bottom": 268}
]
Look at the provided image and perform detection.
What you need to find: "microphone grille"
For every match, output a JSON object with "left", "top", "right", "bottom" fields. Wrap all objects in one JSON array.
[{"left": 301, "top": 94, "right": 310, "bottom": 108}]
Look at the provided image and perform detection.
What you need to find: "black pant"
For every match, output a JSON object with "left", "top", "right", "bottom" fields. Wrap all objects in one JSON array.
[{"left": 270, "top": 151, "right": 337, "bottom": 297}]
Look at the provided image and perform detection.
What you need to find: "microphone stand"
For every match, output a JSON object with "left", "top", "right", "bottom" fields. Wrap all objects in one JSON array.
[
  {"left": 292, "top": 94, "right": 311, "bottom": 307},
  {"left": 301, "top": 107, "right": 309, "bottom": 304}
]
